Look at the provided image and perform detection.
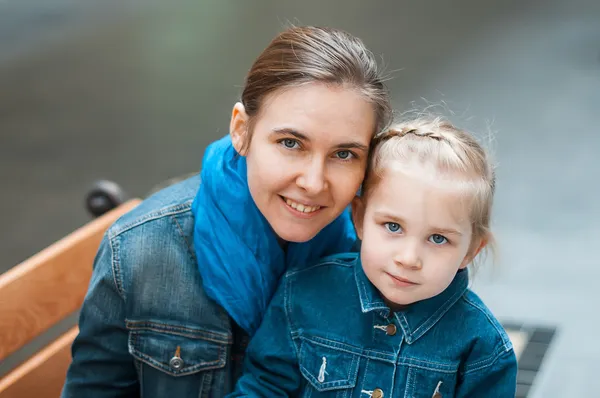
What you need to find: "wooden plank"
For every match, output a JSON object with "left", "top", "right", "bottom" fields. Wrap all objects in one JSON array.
[
  {"left": 0, "top": 199, "right": 140, "bottom": 361},
  {"left": 0, "top": 327, "right": 79, "bottom": 398}
]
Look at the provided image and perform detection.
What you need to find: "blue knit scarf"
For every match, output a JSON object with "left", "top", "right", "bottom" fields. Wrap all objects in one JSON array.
[{"left": 191, "top": 135, "right": 357, "bottom": 335}]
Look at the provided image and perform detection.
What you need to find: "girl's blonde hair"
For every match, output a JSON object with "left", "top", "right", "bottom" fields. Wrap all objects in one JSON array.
[{"left": 363, "top": 117, "right": 496, "bottom": 258}]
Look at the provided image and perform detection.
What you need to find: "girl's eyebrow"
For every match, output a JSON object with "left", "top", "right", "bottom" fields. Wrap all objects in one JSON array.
[{"left": 271, "top": 128, "right": 368, "bottom": 152}]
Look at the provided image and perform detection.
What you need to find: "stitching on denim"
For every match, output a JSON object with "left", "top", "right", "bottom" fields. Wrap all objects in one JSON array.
[
  {"left": 398, "top": 357, "right": 458, "bottom": 371},
  {"left": 298, "top": 343, "right": 358, "bottom": 391},
  {"left": 131, "top": 347, "right": 224, "bottom": 375},
  {"left": 461, "top": 295, "right": 513, "bottom": 350},
  {"left": 360, "top": 357, "right": 370, "bottom": 392},
  {"left": 129, "top": 331, "right": 227, "bottom": 375},
  {"left": 296, "top": 335, "right": 396, "bottom": 364},
  {"left": 108, "top": 201, "right": 193, "bottom": 238},
  {"left": 395, "top": 314, "right": 411, "bottom": 342},
  {"left": 283, "top": 275, "right": 301, "bottom": 358},
  {"left": 170, "top": 213, "right": 197, "bottom": 267},
  {"left": 355, "top": 267, "right": 388, "bottom": 314},
  {"left": 462, "top": 345, "right": 513, "bottom": 374},
  {"left": 389, "top": 355, "right": 397, "bottom": 395},
  {"left": 463, "top": 342, "right": 505, "bottom": 368},
  {"left": 401, "top": 362, "right": 458, "bottom": 374},
  {"left": 171, "top": 213, "right": 193, "bottom": 252},
  {"left": 138, "top": 355, "right": 144, "bottom": 396},
  {"left": 199, "top": 365, "right": 211, "bottom": 398},
  {"left": 286, "top": 259, "right": 354, "bottom": 278},
  {"left": 408, "top": 287, "right": 466, "bottom": 341},
  {"left": 109, "top": 234, "right": 126, "bottom": 301},
  {"left": 125, "top": 320, "right": 231, "bottom": 343},
  {"left": 404, "top": 366, "right": 414, "bottom": 398}
]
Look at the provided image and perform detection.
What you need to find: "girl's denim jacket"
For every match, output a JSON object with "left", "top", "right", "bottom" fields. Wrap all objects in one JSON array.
[{"left": 230, "top": 254, "right": 517, "bottom": 398}]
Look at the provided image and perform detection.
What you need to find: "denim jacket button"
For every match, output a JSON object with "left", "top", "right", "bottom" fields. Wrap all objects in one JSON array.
[
  {"left": 169, "top": 356, "right": 184, "bottom": 370},
  {"left": 386, "top": 324, "right": 397, "bottom": 336},
  {"left": 372, "top": 388, "right": 384, "bottom": 398}
]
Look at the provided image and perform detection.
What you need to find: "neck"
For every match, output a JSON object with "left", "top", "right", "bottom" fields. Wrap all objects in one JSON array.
[{"left": 276, "top": 236, "right": 288, "bottom": 250}]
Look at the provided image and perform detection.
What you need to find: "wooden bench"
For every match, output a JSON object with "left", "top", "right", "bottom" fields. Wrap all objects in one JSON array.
[{"left": 0, "top": 199, "right": 141, "bottom": 398}]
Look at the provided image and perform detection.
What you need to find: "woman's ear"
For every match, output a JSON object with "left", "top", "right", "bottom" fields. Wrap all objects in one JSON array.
[
  {"left": 459, "top": 236, "right": 488, "bottom": 269},
  {"left": 230, "top": 102, "right": 249, "bottom": 155},
  {"left": 351, "top": 196, "right": 366, "bottom": 240}
]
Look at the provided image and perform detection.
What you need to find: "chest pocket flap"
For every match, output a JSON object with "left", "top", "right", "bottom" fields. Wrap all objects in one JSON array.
[
  {"left": 128, "top": 322, "right": 229, "bottom": 377},
  {"left": 298, "top": 338, "right": 360, "bottom": 392}
]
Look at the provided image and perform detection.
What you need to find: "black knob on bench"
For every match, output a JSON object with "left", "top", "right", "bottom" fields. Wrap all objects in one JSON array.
[{"left": 85, "top": 180, "right": 127, "bottom": 218}]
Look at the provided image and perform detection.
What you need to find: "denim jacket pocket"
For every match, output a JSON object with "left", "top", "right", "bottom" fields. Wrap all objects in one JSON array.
[
  {"left": 127, "top": 322, "right": 229, "bottom": 376},
  {"left": 405, "top": 360, "right": 458, "bottom": 398},
  {"left": 127, "top": 321, "right": 231, "bottom": 398},
  {"left": 298, "top": 338, "right": 360, "bottom": 395}
]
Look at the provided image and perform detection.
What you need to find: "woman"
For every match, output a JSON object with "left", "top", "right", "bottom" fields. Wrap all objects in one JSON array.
[{"left": 61, "top": 26, "right": 392, "bottom": 398}]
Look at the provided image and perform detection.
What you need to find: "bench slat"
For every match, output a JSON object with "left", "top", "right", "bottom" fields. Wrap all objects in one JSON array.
[
  {"left": 0, "top": 200, "right": 140, "bottom": 361},
  {"left": 0, "top": 326, "right": 78, "bottom": 397}
]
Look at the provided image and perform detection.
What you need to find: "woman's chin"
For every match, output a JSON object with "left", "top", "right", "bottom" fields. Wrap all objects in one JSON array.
[{"left": 273, "top": 226, "right": 320, "bottom": 244}]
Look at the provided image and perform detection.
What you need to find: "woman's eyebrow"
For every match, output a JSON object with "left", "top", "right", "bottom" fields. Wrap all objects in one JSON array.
[
  {"left": 336, "top": 141, "right": 368, "bottom": 152},
  {"left": 271, "top": 128, "right": 308, "bottom": 141},
  {"left": 271, "top": 128, "right": 368, "bottom": 152}
]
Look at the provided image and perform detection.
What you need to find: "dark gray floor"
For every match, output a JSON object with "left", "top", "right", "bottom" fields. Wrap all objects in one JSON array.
[{"left": 1, "top": 1, "right": 598, "bottom": 396}]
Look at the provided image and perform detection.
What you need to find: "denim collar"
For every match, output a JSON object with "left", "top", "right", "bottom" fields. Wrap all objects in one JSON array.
[{"left": 354, "top": 254, "right": 469, "bottom": 344}]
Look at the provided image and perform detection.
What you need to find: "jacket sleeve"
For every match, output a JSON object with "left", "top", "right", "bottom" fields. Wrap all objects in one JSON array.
[
  {"left": 61, "top": 234, "right": 139, "bottom": 397},
  {"left": 456, "top": 345, "right": 518, "bottom": 398},
  {"left": 227, "top": 277, "right": 301, "bottom": 397}
]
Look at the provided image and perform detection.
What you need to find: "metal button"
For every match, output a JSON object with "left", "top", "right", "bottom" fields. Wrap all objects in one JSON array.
[
  {"left": 372, "top": 388, "right": 384, "bottom": 398},
  {"left": 432, "top": 392, "right": 442, "bottom": 398},
  {"left": 169, "top": 356, "right": 184, "bottom": 370},
  {"left": 169, "top": 346, "right": 184, "bottom": 370},
  {"left": 386, "top": 324, "right": 397, "bottom": 336}
]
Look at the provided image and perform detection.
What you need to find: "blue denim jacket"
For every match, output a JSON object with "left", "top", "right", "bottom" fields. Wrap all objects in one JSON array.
[
  {"left": 230, "top": 253, "right": 518, "bottom": 397},
  {"left": 62, "top": 175, "right": 248, "bottom": 398}
]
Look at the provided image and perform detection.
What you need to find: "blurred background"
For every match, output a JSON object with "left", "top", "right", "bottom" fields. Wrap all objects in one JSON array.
[{"left": 1, "top": 0, "right": 598, "bottom": 396}]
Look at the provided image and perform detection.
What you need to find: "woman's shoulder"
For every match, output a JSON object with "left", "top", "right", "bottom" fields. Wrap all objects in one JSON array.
[
  {"left": 107, "top": 174, "right": 200, "bottom": 239},
  {"left": 98, "top": 174, "right": 226, "bottom": 328},
  {"left": 102, "top": 174, "right": 200, "bottom": 280}
]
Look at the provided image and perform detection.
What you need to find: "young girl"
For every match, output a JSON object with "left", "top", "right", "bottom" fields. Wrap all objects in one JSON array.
[
  {"left": 229, "top": 119, "right": 518, "bottom": 397},
  {"left": 62, "top": 26, "right": 391, "bottom": 398}
]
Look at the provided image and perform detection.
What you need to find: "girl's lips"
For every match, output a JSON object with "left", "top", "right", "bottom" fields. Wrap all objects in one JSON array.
[{"left": 387, "top": 273, "right": 418, "bottom": 287}]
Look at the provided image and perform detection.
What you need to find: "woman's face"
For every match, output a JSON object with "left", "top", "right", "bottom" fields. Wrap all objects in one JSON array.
[{"left": 230, "top": 82, "right": 376, "bottom": 243}]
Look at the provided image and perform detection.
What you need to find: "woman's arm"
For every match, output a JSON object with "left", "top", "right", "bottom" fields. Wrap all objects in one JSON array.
[{"left": 61, "top": 234, "right": 138, "bottom": 397}]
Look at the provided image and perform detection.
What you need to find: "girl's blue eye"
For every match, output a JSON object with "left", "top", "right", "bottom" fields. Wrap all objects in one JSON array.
[
  {"left": 385, "top": 222, "right": 402, "bottom": 233},
  {"left": 336, "top": 150, "right": 353, "bottom": 160},
  {"left": 282, "top": 139, "right": 299, "bottom": 149},
  {"left": 429, "top": 234, "right": 448, "bottom": 245}
]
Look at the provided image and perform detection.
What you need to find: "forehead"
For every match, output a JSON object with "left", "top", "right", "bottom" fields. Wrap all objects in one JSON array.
[
  {"left": 369, "top": 167, "right": 473, "bottom": 229},
  {"left": 255, "top": 83, "right": 375, "bottom": 145}
]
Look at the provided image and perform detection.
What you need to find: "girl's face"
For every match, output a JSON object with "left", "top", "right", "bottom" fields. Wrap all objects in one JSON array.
[
  {"left": 230, "top": 82, "right": 376, "bottom": 243},
  {"left": 353, "top": 167, "right": 482, "bottom": 308}
]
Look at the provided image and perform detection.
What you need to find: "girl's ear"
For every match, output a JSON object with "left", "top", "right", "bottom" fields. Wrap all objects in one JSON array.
[
  {"left": 230, "top": 102, "right": 250, "bottom": 155},
  {"left": 459, "top": 236, "right": 488, "bottom": 269}
]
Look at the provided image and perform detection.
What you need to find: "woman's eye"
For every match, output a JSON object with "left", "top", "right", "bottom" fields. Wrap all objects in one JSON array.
[
  {"left": 281, "top": 139, "right": 299, "bottom": 149},
  {"left": 336, "top": 150, "right": 354, "bottom": 160},
  {"left": 385, "top": 222, "right": 402, "bottom": 233},
  {"left": 429, "top": 234, "right": 448, "bottom": 245}
]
